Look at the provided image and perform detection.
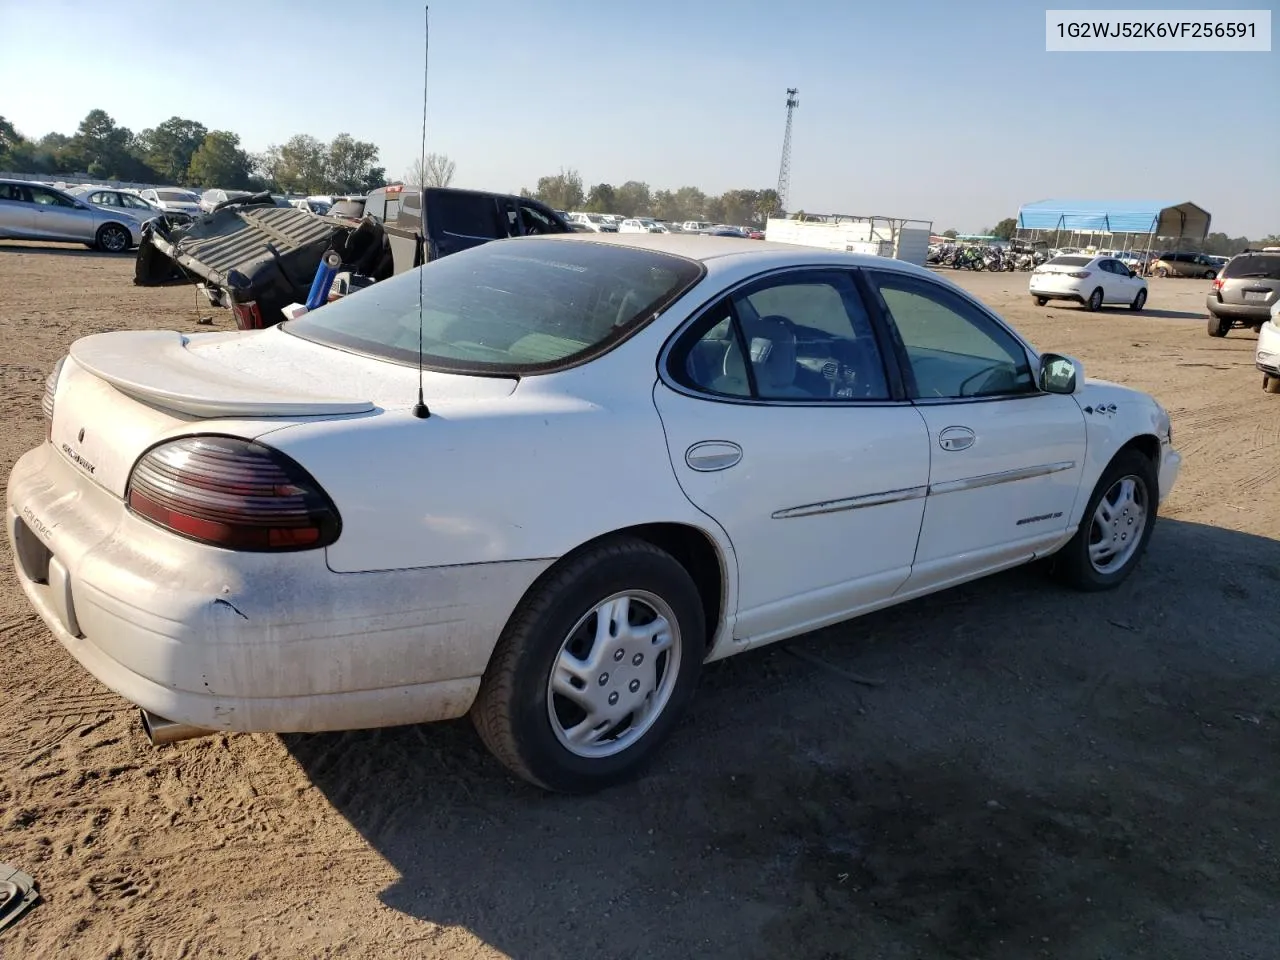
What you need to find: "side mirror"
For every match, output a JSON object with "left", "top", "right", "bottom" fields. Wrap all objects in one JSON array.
[{"left": 1040, "top": 353, "right": 1083, "bottom": 394}]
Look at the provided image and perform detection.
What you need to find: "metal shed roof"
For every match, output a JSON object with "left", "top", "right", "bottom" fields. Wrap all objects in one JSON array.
[{"left": 1016, "top": 200, "right": 1211, "bottom": 238}]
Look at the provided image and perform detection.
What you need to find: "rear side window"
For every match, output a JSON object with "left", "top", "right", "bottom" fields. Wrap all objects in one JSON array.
[
  {"left": 434, "top": 192, "right": 503, "bottom": 239},
  {"left": 1223, "top": 255, "right": 1280, "bottom": 280}
]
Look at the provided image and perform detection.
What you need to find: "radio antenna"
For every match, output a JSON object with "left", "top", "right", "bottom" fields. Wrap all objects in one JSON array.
[{"left": 411, "top": 4, "right": 431, "bottom": 419}]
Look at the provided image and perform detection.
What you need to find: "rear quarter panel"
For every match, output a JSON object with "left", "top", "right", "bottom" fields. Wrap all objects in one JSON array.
[{"left": 261, "top": 370, "right": 731, "bottom": 576}]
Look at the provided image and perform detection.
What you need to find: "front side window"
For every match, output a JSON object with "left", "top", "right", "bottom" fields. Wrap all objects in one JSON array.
[
  {"left": 286, "top": 238, "right": 703, "bottom": 373},
  {"left": 520, "top": 202, "right": 559, "bottom": 235},
  {"left": 29, "top": 187, "right": 75, "bottom": 207},
  {"left": 674, "top": 271, "right": 890, "bottom": 401},
  {"left": 869, "top": 271, "right": 1036, "bottom": 400}
]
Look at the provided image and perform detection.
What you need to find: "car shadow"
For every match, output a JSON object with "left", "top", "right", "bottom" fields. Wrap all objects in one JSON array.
[
  {"left": 1138, "top": 307, "right": 1211, "bottom": 320},
  {"left": 0, "top": 242, "right": 129, "bottom": 258},
  {"left": 285, "top": 518, "right": 1280, "bottom": 960}
]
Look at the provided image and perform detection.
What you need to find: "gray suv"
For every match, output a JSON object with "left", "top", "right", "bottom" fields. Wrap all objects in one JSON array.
[
  {"left": 0, "top": 179, "right": 145, "bottom": 252},
  {"left": 1207, "top": 249, "right": 1280, "bottom": 337}
]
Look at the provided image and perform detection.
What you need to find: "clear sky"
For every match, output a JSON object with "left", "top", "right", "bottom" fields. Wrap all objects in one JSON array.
[{"left": 1, "top": 0, "right": 1276, "bottom": 235}]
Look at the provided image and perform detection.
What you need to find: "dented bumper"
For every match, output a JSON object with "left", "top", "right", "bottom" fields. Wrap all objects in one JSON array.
[{"left": 6, "top": 442, "right": 549, "bottom": 734}]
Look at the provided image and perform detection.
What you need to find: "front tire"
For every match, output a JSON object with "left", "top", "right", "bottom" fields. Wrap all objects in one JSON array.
[
  {"left": 471, "top": 536, "right": 705, "bottom": 792},
  {"left": 1086, "top": 287, "right": 1104, "bottom": 312},
  {"left": 1130, "top": 289, "right": 1147, "bottom": 311},
  {"left": 1053, "top": 450, "right": 1158, "bottom": 591},
  {"left": 1265, "top": 375, "right": 1280, "bottom": 394},
  {"left": 1034, "top": 296, "right": 1048, "bottom": 307},
  {"left": 95, "top": 223, "right": 130, "bottom": 253},
  {"left": 1207, "top": 314, "right": 1230, "bottom": 337}
]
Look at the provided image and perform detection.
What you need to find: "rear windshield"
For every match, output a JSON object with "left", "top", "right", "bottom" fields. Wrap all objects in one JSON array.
[
  {"left": 1223, "top": 254, "right": 1280, "bottom": 280},
  {"left": 285, "top": 238, "right": 704, "bottom": 374},
  {"left": 328, "top": 200, "right": 366, "bottom": 218},
  {"left": 1048, "top": 256, "right": 1091, "bottom": 266},
  {"left": 157, "top": 190, "right": 194, "bottom": 201}
]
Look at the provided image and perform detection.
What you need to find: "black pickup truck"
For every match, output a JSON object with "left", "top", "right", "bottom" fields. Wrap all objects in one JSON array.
[
  {"left": 363, "top": 184, "right": 572, "bottom": 274},
  {"left": 135, "top": 186, "right": 572, "bottom": 329}
]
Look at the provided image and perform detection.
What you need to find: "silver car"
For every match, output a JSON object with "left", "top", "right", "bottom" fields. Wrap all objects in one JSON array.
[
  {"left": 0, "top": 179, "right": 144, "bottom": 252},
  {"left": 138, "top": 187, "right": 204, "bottom": 219},
  {"left": 67, "top": 186, "right": 192, "bottom": 226},
  {"left": 199, "top": 188, "right": 253, "bottom": 213}
]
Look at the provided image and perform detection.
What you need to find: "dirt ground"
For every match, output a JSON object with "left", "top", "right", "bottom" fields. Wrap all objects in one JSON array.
[{"left": 1, "top": 242, "right": 1277, "bottom": 960}]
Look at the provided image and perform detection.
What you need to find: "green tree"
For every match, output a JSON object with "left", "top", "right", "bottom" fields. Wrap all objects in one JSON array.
[
  {"left": 992, "top": 217, "right": 1017, "bottom": 240},
  {"left": 327, "top": 133, "right": 381, "bottom": 192},
  {"left": 187, "top": 130, "right": 253, "bottom": 188},
  {"left": 262, "top": 134, "right": 327, "bottom": 193},
  {"left": 137, "top": 116, "right": 207, "bottom": 184},
  {"left": 942, "top": 228, "right": 958, "bottom": 239},
  {"left": 71, "top": 109, "right": 134, "bottom": 176},
  {"left": 585, "top": 182, "right": 617, "bottom": 213},
  {"left": 525, "top": 167, "right": 584, "bottom": 210},
  {"left": 360, "top": 166, "right": 388, "bottom": 193},
  {"left": 613, "top": 180, "right": 651, "bottom": 217}
]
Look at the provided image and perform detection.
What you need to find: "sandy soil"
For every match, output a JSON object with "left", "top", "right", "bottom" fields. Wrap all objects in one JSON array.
[{"left": 1, "top": 242, "right": 1277, "bottom": 960}]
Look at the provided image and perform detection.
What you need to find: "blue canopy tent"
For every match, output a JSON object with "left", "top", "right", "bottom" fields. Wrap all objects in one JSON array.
[{"left": 1015, "top": 200, "right": 1211, "bottom": 258}]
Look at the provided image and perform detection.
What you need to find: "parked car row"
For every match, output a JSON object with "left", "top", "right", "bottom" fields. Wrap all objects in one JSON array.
[
  {"left": 0, "top": 178, "right": 152, "bottom": 252},
  {"left": 559, "top": 212, "right": 764, "bottom": 238}
]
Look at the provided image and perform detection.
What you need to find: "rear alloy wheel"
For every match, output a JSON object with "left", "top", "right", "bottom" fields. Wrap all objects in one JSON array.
[
  {"left": 95, "top": 224, "right": 130, "bottom": 253},
  {"left": 471, "top": 536, "right": 704, "bottom": 792},
  {"left": 1265, "top": 375, "right": 1280, "bottom": 395},
  {"left": 1204, "top": 270, "right": 1217, "bottom": 279},
  {"left": 1086, "top": 287, "right": 1104, "bottom": 312},
  {"left": 1207, "top": 314, "right": 1231, "bottom": 337},
  {"left": 1156, "top": 267, "right": 1168, "bottom": 278},
  {"left": 1130, "top": 289, "right": 1147, "bottom": 311},
  {"left": 1053, "top": 450, "right": 1157, "bottom": 591}
]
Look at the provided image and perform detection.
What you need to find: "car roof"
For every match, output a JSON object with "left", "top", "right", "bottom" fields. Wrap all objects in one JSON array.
[{"left": 530, "top": 231, "right": 935, "bottom": 276}]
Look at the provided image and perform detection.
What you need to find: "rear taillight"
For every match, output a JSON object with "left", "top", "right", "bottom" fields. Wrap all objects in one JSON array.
[
  {"left": 1068, "top": 271, "right": 1091, "bottom": 279},
  {"left": 42, "top": 356, "right": 66, "bottom": 441},
  {"left": 127, "top": 436, "right": 340, "bottom": 551},
  {"left": 1211, "top": 278, "right": 1224, "bottom": 292},
  {"left": 232, "top": 301, "right": 265, "bottom": 330}
]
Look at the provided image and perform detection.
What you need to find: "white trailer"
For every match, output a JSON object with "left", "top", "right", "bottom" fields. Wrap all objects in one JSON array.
[{"left": 765, "top": 215, "right": 934, "bottom": 266}]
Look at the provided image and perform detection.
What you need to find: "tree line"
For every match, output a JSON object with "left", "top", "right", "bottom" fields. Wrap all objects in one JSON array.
[
  {"left": 0, "top": 110, "right": 388, "bottom": 195},
  {"left": 520, "top": 168, "right": 781, "bottom": 226}
]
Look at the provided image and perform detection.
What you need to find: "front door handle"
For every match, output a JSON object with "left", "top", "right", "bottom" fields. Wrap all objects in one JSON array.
[
  {"left": 686, "top": 441, "right": 742, "bottom": 472},
  {"left": 937, "top": 425, "right": 975, "bottom": 452}
]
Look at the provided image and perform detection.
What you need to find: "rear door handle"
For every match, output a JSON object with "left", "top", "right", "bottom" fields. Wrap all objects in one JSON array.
[
  {"left": 938, "top": 425, "right": 975, "bottom": 452},
  {"left": 686, "top": 441, "right": 742, "bottom": 472}
]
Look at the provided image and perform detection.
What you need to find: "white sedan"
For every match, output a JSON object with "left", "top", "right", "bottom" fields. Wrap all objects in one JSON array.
[
  {"left": 7, "top": 234, "right": 1181, "bottom": 792},
  {"left": 1260, "top": 300, "right": 1280, "bottom": 394},
  {"left": 1031, "top": 254, "right": 1148, "bottom": 312}
]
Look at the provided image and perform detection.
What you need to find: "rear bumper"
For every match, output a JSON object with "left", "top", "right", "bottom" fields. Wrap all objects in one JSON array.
[
  {"left": 1206, "top": 296, "right": 1271, "bottom": 323},
  {"left": 6, "top": 443, "right": 550, "bottom": 734}
]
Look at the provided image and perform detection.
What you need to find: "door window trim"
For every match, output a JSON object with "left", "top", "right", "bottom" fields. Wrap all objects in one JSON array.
[
  {"left": 657, "top": 265, "right": 910, "bottom": 407},
  {"left": 860, "top": 266, "right": 1047, "bottom": 407}
]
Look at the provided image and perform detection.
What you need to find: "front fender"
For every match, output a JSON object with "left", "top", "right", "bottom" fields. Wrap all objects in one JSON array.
[{"left": 1069, "top": 379, "right": 1170, "bottom": 525}]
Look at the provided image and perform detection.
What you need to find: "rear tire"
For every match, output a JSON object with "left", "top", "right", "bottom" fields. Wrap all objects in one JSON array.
[
  {"left": 1204, "top": 270, "right": 1217, "bottom": 279},
  {"left": 1052, "top": 450, "right": 1158, "bottom": 591},
  {"left": 471, "top": 536, "right": 705, "bottom": 793},
  {"left": 1130, "top": 289, "right": 1147, "bottom": 312},
  {"left": 1265, "top": 375, "right": 1280, "bottom": 394},
  {"left": 1034, "top": 296, "right": 1048, "bottom": 307},
  {"left": 1086, "top": 288, "right": 1104, "bottom": 312},
  {"left": 1207, "top": 314, "right": 1231, "bottom": 337},
  {"left": 1156, "top": 267, "right": 1168, "bottom": 278},
  {"left": 95, "top": 223, "right": 130, "bottom": 253}
]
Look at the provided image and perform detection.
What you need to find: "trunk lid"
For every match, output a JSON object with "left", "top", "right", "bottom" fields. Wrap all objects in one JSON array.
[{"left": 51, "top": 327, "right": 517, "bottom": 498}]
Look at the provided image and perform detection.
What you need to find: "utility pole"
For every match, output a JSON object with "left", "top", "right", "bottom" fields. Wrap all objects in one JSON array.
[{"left": 775, "top": 87, "right": 799, "bottom": 216}]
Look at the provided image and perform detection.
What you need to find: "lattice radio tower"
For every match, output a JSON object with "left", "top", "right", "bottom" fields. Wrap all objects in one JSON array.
[{"left": 774, "top": 88, "right": 799, "bottom": 215}]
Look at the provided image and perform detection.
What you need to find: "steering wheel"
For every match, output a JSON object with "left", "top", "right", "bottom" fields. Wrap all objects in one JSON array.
[{"left": 956, "top": 362, "right": 1008, "bottom": 397}]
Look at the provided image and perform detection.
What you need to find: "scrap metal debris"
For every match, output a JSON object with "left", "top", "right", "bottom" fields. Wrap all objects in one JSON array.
[{"left": 0, "top": 862, "right": 40, "bottom": 933}]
